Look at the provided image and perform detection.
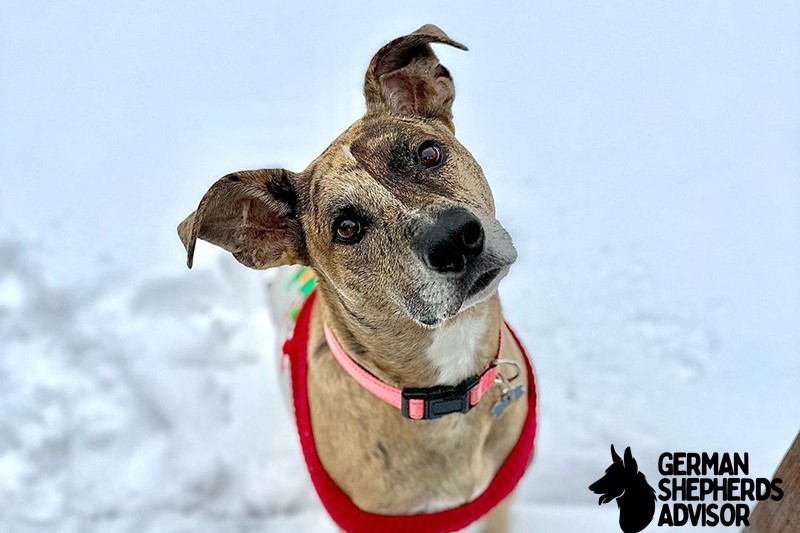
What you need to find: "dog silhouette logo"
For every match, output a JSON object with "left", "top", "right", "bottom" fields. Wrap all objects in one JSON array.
[{"left": 589, "top": 445, "right": 657, "bottom": 533}]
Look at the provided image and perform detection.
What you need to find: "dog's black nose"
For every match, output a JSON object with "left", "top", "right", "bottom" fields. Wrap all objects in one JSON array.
[{"left": 418, "top": 208, "right": 485, "bottom": 273}]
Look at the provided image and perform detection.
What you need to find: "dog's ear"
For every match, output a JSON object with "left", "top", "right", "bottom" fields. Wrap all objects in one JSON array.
[
  {"left": 624, "top": 447, "right": 638, "bottom": 474},
  {"left": 364, "top": 24, "right": 467, "bottom": 132},
  {"left": 177, "top": 169, "right": 305, "bottom": 269},
  {"left": 611, "top": 445, "right": 622, "bottom": 463}
]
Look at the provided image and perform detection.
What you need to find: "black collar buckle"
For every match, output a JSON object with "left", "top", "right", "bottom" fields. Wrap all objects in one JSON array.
[{"left": 400, "top": 374, "right": 481, "bottom": 420}]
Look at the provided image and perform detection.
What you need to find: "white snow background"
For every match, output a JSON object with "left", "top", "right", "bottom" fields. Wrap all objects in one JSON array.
[{"left": 1, "top": 1, "right": 799, "bottom": 532}]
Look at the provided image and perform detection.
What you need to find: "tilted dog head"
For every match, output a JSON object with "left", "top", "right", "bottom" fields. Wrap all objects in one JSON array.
[{"left": 178, "top": 25, "right": 517, "bottom": 328}]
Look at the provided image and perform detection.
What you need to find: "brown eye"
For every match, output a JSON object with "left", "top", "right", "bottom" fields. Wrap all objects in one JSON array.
[
  {"left": 418, "top": 140, "right": 442, "bottom": 168},
  {"left": 333, "top": 215, "right": 364, "bottom": 244}
]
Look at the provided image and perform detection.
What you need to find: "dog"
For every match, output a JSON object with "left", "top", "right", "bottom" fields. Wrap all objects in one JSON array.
[
  {"left": 589, "top": 446, "right": 656, "bottom": 533},
  {"left": 178, "top": 25, "right": 534, "bottom": 533}
]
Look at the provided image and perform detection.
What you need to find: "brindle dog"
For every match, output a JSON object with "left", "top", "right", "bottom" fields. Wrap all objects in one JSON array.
[{"left": 178, "top": 24, "right": 528, "bottom": 532}]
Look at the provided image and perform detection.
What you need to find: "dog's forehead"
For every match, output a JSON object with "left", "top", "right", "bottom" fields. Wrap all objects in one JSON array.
[
  {"left": 350, "top": 114, "right": 451, "bottom": 145},
  {"left": 304, "top": 114, "right": 482, "bottom": 210},
  {"left": 317, "top": 115, "right": 453, "bottom": 169}
]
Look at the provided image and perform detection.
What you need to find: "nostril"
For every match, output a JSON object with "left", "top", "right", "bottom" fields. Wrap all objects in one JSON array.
[
  {"left": 461, "top": 220, "right": 484, "bottom": 254},
  {"left": 428, "top": 243, "right": 466, "bottom": 273}
]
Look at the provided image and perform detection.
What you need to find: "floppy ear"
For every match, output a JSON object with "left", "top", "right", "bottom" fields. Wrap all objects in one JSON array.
[
  {"left": 363, "top": 24, "right": 467, "bottom": 131},
  {"left": 177, "top": 169, "right": 305, "bottom": 269},
  {"left": 611, "top": 445, "right": 622, "bottom": 463},
  {"left": 624, "top": 447, "right": 638, "bottom": 474}
]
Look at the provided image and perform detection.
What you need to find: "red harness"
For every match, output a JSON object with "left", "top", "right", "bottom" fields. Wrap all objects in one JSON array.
[{"left": 282, "top": 291, "right": 538, "bottom": 533}]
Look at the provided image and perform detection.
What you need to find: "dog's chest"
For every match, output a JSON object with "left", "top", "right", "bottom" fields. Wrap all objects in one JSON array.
[
  {"left": 308, "top": 375, "right": 499, "bottom": 515},
  {"left": 426, "top": 308, "right": 489, "bottom": 385}
]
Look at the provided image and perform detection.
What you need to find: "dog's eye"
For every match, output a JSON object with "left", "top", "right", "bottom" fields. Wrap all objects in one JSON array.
[
  {"left": 333, "top": 215, "right": 365, "bottom": 244},
  {"left": 418, "top": 140, "right": 443, "bottom": 168}
]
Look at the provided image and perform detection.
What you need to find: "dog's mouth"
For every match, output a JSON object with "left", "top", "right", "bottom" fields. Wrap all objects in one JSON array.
[
  {"left": 456, "top": 265, "right": 510, "bottom": 315},
  {"left": 468, "top": 267, "right": 502, "bottom": 299},
  {"left": 408, "top": 266, "right": 508, "bottom": 328}
]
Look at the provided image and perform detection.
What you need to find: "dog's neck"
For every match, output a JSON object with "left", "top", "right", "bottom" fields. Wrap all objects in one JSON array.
[{"left": 315, "top": 285, "right": 503, "bottom": 388}]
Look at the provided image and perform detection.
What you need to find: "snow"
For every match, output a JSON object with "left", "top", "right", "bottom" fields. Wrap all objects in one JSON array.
[{"left": 1, "top": 1, "right": 798, "bottom": 532}]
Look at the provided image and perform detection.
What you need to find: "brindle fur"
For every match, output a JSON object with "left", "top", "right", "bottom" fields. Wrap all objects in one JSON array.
[{"left": 178, "top": 24, "right": 528, "bottom": 531}]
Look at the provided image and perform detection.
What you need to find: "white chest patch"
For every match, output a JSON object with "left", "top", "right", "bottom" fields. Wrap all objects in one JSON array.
[{"left": 427, "top": 308, "right": 489, "bottom": 385}]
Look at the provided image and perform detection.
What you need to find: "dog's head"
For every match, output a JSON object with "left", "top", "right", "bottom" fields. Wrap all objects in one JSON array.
[
  {"left": 178, "top": 25, "right": 517, "bottom": 328},
  {"left": 589, "top": 445, "right": 640, "bottom": 505}
]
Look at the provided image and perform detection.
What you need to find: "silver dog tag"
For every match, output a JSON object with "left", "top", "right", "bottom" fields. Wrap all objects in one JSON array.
[{"left": 492, "top": 385, "right": 526, "bottom": 418}]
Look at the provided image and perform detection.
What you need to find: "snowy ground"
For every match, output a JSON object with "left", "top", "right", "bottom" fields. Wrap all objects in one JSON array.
[{"left": 1, "top": 1, "right": 798, "bottom": 532}]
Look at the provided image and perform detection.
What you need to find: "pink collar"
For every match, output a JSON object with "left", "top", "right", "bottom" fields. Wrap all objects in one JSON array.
[{"left": 323, "top": 323, "right": 501, "bottom": 420}]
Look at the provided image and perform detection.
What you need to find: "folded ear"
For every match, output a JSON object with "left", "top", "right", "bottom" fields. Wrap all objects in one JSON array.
[
  {"left": 364, "top": 24, "right": 467, "bottom": 131},
  {"left": 177, "top": 169, "right": 305, "bottom": 269}
]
